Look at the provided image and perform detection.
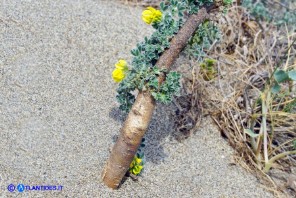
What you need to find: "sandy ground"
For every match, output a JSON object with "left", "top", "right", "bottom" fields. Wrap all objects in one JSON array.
[{"left": 0, "top": 0, "right": 273, "bottom": 197}]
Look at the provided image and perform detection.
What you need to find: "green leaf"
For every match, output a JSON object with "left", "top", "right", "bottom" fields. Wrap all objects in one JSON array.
[
  {"left": 131, "top": 49, "right": 140, "bottom": 56},
  {"left": 153, "top": 67, "right": 161, "bottom": 75},
  {"left": 223, "top": 0, "right": 233, "bottom": 6},
  {"left": 160, "top": 2, "right": 168, "bottom": 11},
  {"left": 271, "top": 83, "right": 281, "bottom": 94},
  {"left": 288, "top": 70, "right": 296, "bottom": 81},
  {"left": 159, "top": 93, "right": 168, "bottom": 102},
  {"left": 274, "top": 69, "right": 289, "bottom": 83},
  {"left": 171, "top": 0, "right": 177, "bottom": 6},
  {"left": 244, "top": 129, "right": 260, "bottom": 138},
  {"left": 151, "top": 92, "right": 158, "bottom": 99},
  {"left": 149, "top": 78, "right": 159, "bottom": 89},
  {"left": 138, "top": 153, "right": 144, "bottom": 158}
]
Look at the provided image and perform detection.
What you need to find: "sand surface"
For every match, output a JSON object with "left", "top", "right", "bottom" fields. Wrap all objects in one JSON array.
[{"left": 0, "top": 0, "right": 273, "bottom": 197}]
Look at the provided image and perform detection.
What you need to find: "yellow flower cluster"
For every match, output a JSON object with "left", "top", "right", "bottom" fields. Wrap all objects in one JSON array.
[
  {"left": 129, "top": 156, "right": 143, "bottom": 175},
  {"left": 112, "top": 60, "right": 128, "bottom": 83},
  {"left": 142, "top": 7, "right": 162, "bottom": 24}
]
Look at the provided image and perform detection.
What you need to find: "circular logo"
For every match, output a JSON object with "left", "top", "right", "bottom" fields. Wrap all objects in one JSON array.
[
  {"left": 17, "top": 184, "right": 25, "bottom": 192},
  {"left": 7, "top": 184, "right": 15, "bottom": 192}
]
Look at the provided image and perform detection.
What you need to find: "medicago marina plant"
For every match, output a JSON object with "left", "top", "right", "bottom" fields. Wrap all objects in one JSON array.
[
  {"left": 112, "top": 0, "right": 219, "bottom": 112},
  {"left": 103, "top": 0, "right": 233, "bottom": 188}
]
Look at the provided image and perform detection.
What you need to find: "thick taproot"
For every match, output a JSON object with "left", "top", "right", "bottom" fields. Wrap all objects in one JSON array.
[{"left": 102, "top": 91, "right": 155, "bottom": 189}]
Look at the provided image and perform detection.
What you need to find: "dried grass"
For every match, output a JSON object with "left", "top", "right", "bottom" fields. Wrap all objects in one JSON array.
[{"left": 176, "top": 4, "right": 296, "bottom": 197}]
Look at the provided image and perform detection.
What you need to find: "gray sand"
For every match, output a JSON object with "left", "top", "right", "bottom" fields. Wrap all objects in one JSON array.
[{"left": 0, "top": 0, "right": 272, "bottom": 197}]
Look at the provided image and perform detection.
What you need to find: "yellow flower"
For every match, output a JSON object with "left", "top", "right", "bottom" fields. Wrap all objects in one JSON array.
[
  {"left": 129, "top": 156, "right": 144, "bottom": 175},
  {"left": 130, "top": 156, "right": 142, "bottom": 167},
  {"left": 112, "top": 68, "right": 125, "bottom": 83},
  {"left": 132, "top": 165, "right": 143, "bottom": 175},
  {"left": 142, "top": 7, "right": 162, "bottom": 24},
  {"left": 135, "top": 157, "right": 142, "bottom": 164},
  {"left": 115, "top": 59, "right": 128, "bottom": 71}
]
